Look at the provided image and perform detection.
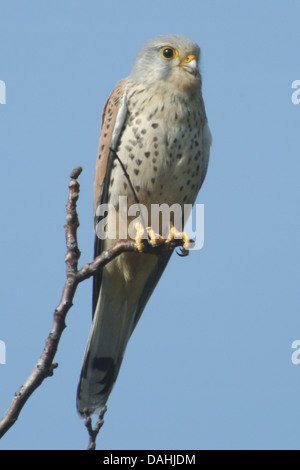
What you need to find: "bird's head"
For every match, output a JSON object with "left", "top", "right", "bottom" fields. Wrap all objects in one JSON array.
[{"left": 129, "top": 35, "right": 201, "bottom": 91}]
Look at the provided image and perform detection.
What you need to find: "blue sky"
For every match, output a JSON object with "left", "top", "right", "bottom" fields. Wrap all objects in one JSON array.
[{"left": 1, "top": 0, "right": 300, "bottom": 450}]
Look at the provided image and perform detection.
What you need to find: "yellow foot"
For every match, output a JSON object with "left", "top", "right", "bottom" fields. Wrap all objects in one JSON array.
[
  {"left": 166, "top": 227, "right": 191, "bottom": 256},
  {"left": 146, "top": 227, "right": 165, "bottom": 246},
  {"left": 135, "top": 222, "right": 146, "bottom": 252},
  {"left": 134, "top": 222, "right": 165, "bottom": 252},
  {"left": 135, "top": 223, "right": 191, "bottom": 256}
]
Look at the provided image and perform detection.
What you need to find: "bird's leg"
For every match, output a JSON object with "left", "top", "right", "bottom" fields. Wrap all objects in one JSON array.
[
  {"left": 166, "top": 227, "right": 191, "bottom": 256},
  {"left": 134, "top": 223, "right": 191, "bottom": 256},
  {"left": 135, "top": 222, "right": 147, "bottom": 252},
  {"left": 134, "top": 222, "right": 165, "bottom": 252},
  {"left": 146, "top": 227, "right": 165, "bottom": 246}
]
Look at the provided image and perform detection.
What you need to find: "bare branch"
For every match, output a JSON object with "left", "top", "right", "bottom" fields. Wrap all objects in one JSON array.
[
  {"left": 85, "top": 406, "right": 107, "bottom": 451},
  {"left": 0, "top": 166, "right": 186, "bottom": 444},
  {"left": 0, "top": 167, "right": 83, "bottom": 439}
]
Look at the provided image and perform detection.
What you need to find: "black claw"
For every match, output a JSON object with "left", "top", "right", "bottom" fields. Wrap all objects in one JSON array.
[{"left": 176, "top": 248, "right": 189, "bottom": 257}]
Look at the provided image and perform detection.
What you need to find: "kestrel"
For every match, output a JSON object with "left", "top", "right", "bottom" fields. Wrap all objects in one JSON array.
[{"left": 77, "top": 35, "right": 212, "bottom": 415}]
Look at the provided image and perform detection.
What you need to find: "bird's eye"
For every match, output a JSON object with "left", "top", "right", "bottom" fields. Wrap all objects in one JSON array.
[{"left": 161, "top": 47, "right": 178, "bottom": 60}]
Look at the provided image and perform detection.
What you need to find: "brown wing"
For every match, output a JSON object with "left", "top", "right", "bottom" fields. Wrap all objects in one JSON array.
[
  {"left": 93, "top": 78, "right": 127, "bottom": 216},
  {"left": 93, "top": 78, "right": 128, "bottom": 315}
]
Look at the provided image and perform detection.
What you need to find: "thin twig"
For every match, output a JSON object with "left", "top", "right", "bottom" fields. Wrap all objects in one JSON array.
[
  {"left": 110, "top": 147, "right": 148, "bottom": 234},
  {"left": 0, "top": 166, "right": 185, "bottom": 445},
  {"left": 85, "top": 406, "right": 107, "bottom": 451},
  {"left": 0, "top": 167, "right": 83, "bottom": 439},
  {"left": 110, "top": 148, "right": 140, "bottom": 207}
]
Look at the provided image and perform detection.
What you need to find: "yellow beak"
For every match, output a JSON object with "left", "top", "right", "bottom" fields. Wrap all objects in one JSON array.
[{"left": 179, "top": 54, "right": 198, "bottom": 75}]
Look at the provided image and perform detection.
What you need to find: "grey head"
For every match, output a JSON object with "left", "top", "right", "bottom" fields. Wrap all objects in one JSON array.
[{"left": 129, "top": 34, "right": 201, "bottom": 89}]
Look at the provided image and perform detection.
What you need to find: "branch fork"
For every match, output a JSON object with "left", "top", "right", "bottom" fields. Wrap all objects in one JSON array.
[{"left": 0, "top": 166, "right": 188, "bottom": 448}]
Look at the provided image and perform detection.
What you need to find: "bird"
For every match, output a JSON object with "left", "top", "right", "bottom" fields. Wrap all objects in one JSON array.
[{"left": 77, "top": 34, "right": 212, "bottom": 416}]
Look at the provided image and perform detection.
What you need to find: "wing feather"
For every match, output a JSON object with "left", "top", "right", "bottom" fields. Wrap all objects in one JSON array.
[
  {"left": 93, "top": 79, "right": 128, "bottom": 315},
  {"left": 93, "top": 78, "right": 128, "bottom": 215}
]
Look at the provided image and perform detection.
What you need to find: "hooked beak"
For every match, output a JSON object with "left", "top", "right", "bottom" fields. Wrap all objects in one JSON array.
[{"left": 179, "top": 54, "right": 198, "bottom": 75}]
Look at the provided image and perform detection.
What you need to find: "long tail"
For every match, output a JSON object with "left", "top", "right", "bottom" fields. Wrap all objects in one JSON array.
[
  {"left": 77, "top": 249, "right": 171, "bottom": 416},
  {"left": 77, "top": 275, "right": 136, "bottom": 415}
]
